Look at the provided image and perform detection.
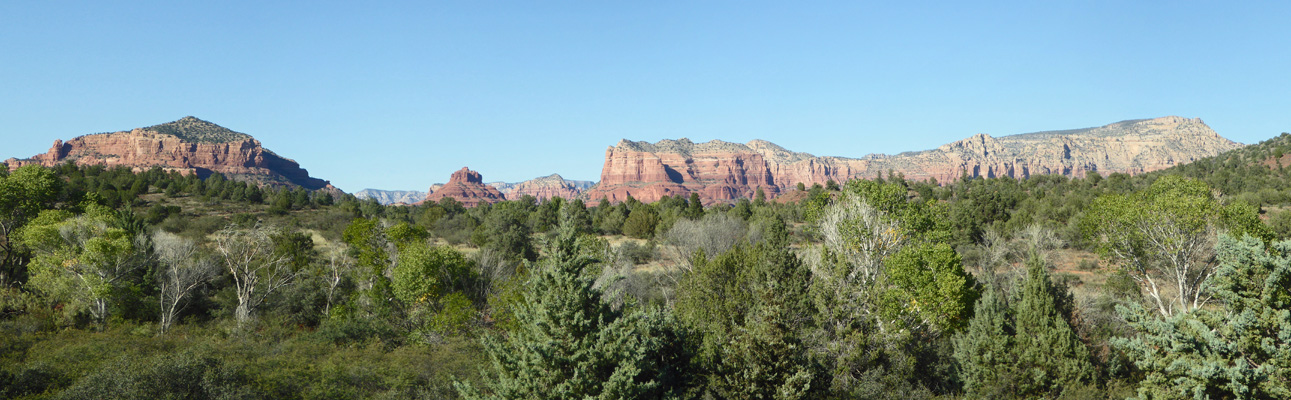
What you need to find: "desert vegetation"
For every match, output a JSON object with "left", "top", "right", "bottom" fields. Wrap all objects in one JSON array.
[{"left": 4, "top": 132, "right": 1291, "bottom": 399}]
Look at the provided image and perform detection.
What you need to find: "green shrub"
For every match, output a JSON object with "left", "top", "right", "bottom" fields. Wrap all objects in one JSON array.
[{"left": 618, "top": 241, "right": 656, "bottom": 264}]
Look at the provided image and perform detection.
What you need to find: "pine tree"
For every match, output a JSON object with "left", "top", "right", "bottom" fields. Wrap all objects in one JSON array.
[{"left": 456, "top": 226, "right": 696, "bottom": 400}]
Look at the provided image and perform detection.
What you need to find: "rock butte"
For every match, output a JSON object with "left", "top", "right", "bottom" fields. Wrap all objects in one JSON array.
[
  {"left": 583, "top": 116, "right": 1242, "bottom": 204},
  {"left": 420, "top": 167, "right": 506, "bottom": 207},
  {"left": 4, "top": 116, "right": 337, "bottom": 192}
]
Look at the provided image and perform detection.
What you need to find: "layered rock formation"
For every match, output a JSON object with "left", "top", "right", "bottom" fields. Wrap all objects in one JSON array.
[
  {"left": 421, "top": 167, "right": 506, "bottom": 207},
  {"left": 584, "top": 116, "right": 1242, "bottom": 204},
  {"left": 493, "top": 174, "right": 594, "bottom": 201},
  {"left": 354, "top": 189, "right": 427, "bottom": 205},
  {"left": 5, "top": 116, "right": 336, "bottom": 191}
]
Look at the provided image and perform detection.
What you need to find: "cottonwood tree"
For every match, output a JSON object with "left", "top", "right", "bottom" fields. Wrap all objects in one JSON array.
[
  {"left": 392, "top": 242, "right": 477, "bottom": 341},
  {"left": 0, "top": 165, "right": 63, "bottom": 285},
  {"left": 1085, "top": 175, "right": 1270, "bottom": 316},
  {"left": 153, "top": 231, "right": 217, "bottom": 334},
  {"left": 21, "top": 205, "right": 141, "bottom": 326},
  {"left": 341, "top": 218, "right": 395, "bottom": 319},
  {"left": 814, "top": 196, "right": 905, "bottom": 338},
  {"left": 214, "top": 225, "right": 295, "bottom": 328}
]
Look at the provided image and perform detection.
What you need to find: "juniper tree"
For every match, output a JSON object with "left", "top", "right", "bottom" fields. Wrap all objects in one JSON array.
[
  {"left": 672, "top": 240, "right": 818, "bottom": 398},
  {"left": 952, "top": 285, "right": 1018, "bottom": 398},
  {"left": 1012, "top": 254, "right": 1094, "bottom": 396},
  {"left": 685, "top": 192, "right": 704, "bottom": 219},
  {"left": 711, "top": 288, "right": 823, "bottom": 400},
  {"left": 622, "top": 205, "right": 660, "bottom": 239}
]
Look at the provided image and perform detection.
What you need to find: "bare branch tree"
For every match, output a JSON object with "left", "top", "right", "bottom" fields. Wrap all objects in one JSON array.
[
  {"left": 1013, "top": 223, "right": 1064, "bottom": 262},
  {"left": 321, "top": 248, "right": 352, "bottom": 317},
  {"left": 660, "top": 213, "right": 747, "bottom": 274},
  {"left": 214, "top": 225, "right": 295, "bottom": 329},
  {"left": 656, "top": 213, "right": 747, "bottom": 303},
  {"left": 816, "top": 196, "right": 905, "bottom": 292},
  {"left": 153, "top": 231, "right": 217, "bottom": 334}
]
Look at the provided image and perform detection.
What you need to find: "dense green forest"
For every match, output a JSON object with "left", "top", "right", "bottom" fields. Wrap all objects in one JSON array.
[{"left": 4, "top": 133, "right": 1291, "bottom": 399}]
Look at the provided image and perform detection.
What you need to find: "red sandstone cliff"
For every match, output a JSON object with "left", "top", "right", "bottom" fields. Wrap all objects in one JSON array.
[
  {"left": 4, "top": 117, "right": 336, "bottom": 191},
  {"left": 584, "top": 116, "right": 1242, "bottom": 204},
  {"left": 421, "top": 167, "right": 506, "bottom": 207}
]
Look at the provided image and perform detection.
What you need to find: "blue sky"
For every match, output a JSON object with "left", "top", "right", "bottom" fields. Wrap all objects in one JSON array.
[{"left": 3, "top": 1, "right": 1289, "bottom": 192}]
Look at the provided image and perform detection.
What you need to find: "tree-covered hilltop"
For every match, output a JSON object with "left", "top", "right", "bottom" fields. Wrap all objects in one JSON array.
[
  {"left": 4, "top": 133, "right": 1291, "bottom": 398},
  {"left": 143, "top": 116, "right": 254, "bottom": 143},
  {"left": 1152, "top": 131, "right": 1291, "bottom": 206}
]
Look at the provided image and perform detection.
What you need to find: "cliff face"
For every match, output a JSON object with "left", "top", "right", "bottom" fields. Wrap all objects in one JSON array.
[
  {"left": 584, "top": 116, "right": 1242, "bottom": 204},
  {"left": 421, "top": 167, "right": 506, "bottom": 207},
  {"left": 585, "top": 139, "right": 782, "bottom": 204},
  {"left": 5, "top": 117, "right": 335, "bottom": 191}
]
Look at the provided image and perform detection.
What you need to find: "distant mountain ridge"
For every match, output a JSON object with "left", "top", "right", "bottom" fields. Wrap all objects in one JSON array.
[
  {"left": 4, "top": 115, "right": 1244, "bottom": 206},
  {"left": 4, "top": 117, "right": 336, "bottom": 191},
  {"left": 585, "top": 116, "right": 1243, "bottom": 203},
  {"left": 354, "top": 189, "right": 427, "bottom": 205},
  {"left": 490, "top": 174, "right": 596, "bottom": 201}
]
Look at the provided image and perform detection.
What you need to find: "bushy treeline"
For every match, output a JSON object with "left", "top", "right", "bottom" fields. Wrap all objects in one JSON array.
[{"left": 4, "top": 140, "right": 1291, "bottom": 399}]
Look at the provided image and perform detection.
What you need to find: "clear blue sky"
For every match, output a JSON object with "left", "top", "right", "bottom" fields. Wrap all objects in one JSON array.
[{"left": 3, "top": 1, "right": 1289, "bottom": 193}]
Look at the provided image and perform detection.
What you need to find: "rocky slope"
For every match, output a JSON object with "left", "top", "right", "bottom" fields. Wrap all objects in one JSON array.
[
  {"left": 584, "top": 116, "right": 1242, "bottom": 204},
  {"left": 354, "top": 189, "right": 427, "bottom": 205},
  {"left": 4, "top": 117, "right": 336, "bottom": 191},
  {"left": 420, "top": 167, "right": 506, "bottom": 207}
]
